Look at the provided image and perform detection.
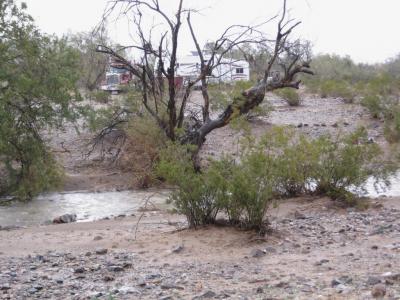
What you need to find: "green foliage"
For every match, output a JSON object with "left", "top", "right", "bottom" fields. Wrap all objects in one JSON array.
[
  {"left": 158, "top": 127, "right": 393, "bottom": 233},
  {"left": 67, "top": 29, "right": 109, "bottom": 91},
  {"left": 274, "top": 88, "right": 301, "bottom": 106},
  {"left": 310, "top": 128, "right": 390, "bottom": 202},
  {"left": 0, "top": 0, "right": 81, "bottom": 199},
  {"left": 90, "top": 90, "right": 110, "bottom": 103},
  {"left": 209, "top": 81, "right": 271, "bottom": 120},
  {"left": 120, "top": 114, "right": 168, "bottom": 187},
  {"left": 361, "top": 95, "right": 382, "bottom": 118}
]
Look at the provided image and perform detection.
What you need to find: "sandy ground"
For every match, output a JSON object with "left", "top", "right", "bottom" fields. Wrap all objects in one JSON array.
[{"left": 0, "top": 196, "right": 399, "bottom": 299}]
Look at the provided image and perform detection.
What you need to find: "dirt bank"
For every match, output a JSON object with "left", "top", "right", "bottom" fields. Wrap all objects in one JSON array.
[{"left": 1, "top": 196, "right": 399, "bottom": 299}]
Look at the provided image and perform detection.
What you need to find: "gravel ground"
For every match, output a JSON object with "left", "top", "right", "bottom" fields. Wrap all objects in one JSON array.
[{"left": 1, "top": 197, "right": 399, "bottom": 299}]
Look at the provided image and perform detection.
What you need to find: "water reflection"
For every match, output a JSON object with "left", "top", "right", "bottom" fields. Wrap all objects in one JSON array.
[{"left": 0, "top": 190, "right": 170, "bottom": 227}]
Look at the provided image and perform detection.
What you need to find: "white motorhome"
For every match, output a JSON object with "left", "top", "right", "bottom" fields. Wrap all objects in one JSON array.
[{"left": 176, "top": 52, "right": 250, "bottom": 85}]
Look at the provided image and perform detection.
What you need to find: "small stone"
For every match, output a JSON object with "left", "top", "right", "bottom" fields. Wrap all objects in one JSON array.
[
  {"left": 294, "top": 210, "right": 306, "bottom": 219},
  {"left": 371, "top": 284, "right": 386, "bottom": 298},
  {"left": 264, "top": 246, "right": 277, "bottom": 254},
  {"left": 367, "top": 276, "right": 381, "bottom": 286},
  {"left": 108, "top": 265, "right": 124, "bottom": 272},
  {"left": 161, "top": 284, "right": 184, "bottom": 290},
  {"left": 251, "top": 249, "right": 266, "bottom": 258},
  {"left": 172, "top": 245, "right": 184, "bottom": 253},
  {"left": 74, "top": 267, "right": 85, "bottom": 274},
  {"left": 194, "top": 290, "right": 217, "bottom": 299},
  {"left": 371, "top": 245, "right": 379, "bottom": 250},
  {"left": 332, "top": 123, "right": 338, "bottom": 128},
  {"left": 315, "top": 259, "right": 329, "bottom": 266},
  {"left": 95, "top": 248, "right": 108, "bottom": 255},
  {"left": 103, "top": 275, "right": 115, "bottom": 282},
  {"left": 0, "top": 284, "right": 11, "bottom": 291},
  {"left": 119, "top": 286, "right": 138, "bottom": 295},
  {"left": 52, "top": 213, "right": 77, "bottom": 224},
  {"left": 256, "top": 287, "right": 263, "bottom": 294},
  {"left": 93, "top": 236, "right": 103, "bottom": 241}
]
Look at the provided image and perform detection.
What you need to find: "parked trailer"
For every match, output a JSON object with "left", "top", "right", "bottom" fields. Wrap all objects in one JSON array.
[{"left": 100, "top": 58, "right": 133, "bottom": 93}]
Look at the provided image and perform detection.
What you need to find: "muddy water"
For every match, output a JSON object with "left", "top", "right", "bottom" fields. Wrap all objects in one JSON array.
[
  {"left": 1, "top": 172, "right": 400, "bottom": 228},
  {"left": 0, "top": 190, "right": 170, "bottom": 227}
]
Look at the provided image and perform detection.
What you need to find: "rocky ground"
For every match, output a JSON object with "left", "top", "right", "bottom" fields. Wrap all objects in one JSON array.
[
  {"left": 1, "top": 197, "right": 399, "bottom": 299},
  {"left": 1, "top": 92, "right": 399, "bottom": 299}
]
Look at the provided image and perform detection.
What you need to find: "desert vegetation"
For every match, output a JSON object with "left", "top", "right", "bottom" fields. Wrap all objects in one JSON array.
[{"left": 1, "top": 0, "right": 400, "bottom": 299}]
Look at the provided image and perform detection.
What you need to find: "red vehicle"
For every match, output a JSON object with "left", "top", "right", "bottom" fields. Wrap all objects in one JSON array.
[{"left": 100, "top": 58, "right": 133, "bottom": 93}]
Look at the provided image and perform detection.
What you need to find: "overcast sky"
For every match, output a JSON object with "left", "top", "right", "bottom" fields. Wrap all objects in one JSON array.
[{"left": 23, "top": 0, "right": 400, "bottom": 64}]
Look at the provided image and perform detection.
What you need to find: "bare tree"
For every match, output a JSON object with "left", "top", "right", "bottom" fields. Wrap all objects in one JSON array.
[{"left": 96, "top": 0, "right": 313, "bottom": 152}]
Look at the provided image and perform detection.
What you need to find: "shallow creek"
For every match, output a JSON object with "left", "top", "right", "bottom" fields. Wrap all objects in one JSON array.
[{"left": 1, "top": 172, "right": 400, "bottom": 228}]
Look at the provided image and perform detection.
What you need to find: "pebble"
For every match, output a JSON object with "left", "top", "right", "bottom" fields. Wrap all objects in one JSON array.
[
  {"left": 371, "top": 284, "right": 386, "bottom": 298},
  {"left": 250, "top": 249, "right": 266, "bottom": 258},
  {"left": 95, "top": 248, "right": 108, "bottom": 255}
]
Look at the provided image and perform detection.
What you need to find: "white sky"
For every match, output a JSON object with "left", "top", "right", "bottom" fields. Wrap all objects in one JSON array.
[{"left": 23, "top": 0, "right": 400, "bottom": 64}]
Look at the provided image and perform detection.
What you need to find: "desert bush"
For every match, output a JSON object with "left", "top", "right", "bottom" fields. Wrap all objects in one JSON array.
[
  {"left": 90, "top": 90, "right": 110, "bottom": 103},
  {"left": 383, "top": 103, "right": 400, "bottom": 143},
  {"left": 319, "top": 80, "right": 355, "bottom": 103},
  {"left": 157, "top": 143, "right": 223, "bottom": 227},
  {"left": 311, "top": 128, "right": 392, "bottom": 203},
  {"left": 361, "top": 95, "right": 382, "bottom": 118},
  {"left": 119, "top": 115, "right": 167, "bottom": 188},
  {"left": 274, "top": 88, "right": 301, "bottom": 106},
  {"left": 158, "top": 126, "right": 393, "bottom": 233}
]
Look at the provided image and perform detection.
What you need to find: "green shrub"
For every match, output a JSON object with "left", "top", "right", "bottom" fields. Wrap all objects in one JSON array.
[
  {"left": 274, "top": 88, "right": 301, "bottom": 106},
  {"left": 90, "top": 90, "right": 110, "bottom": 103},
  {"left": 120, "top": 115, "right": 167, "bottom": 188},
  {"left": 157, "top": 127, "right": 394, "bottom": 234},
  {"left": 361, "top": 95, "right": 382, "bottom": 118},
  {"left": 383, "top": 104, "right": 400, "bottom": 143},
  {"left": 310, "top": 128, "right": 392, "bottom": 203},
  {"left": 319, "top": 80, "right": 355, "bottom": 103},
  {"left": 157, "top": 143, "right": 222, "bottom": 227}
]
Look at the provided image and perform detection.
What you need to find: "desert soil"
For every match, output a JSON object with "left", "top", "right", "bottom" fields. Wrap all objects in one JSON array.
[
  {"left": 0, "top": 197, "right": 399, "bottom": 299},
  {"left": 1, "top": 92, "right": 399, "bottom": 299}
]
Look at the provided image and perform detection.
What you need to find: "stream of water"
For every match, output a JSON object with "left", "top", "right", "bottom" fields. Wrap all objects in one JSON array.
[
  {"left": 1, "top": 172, "right": 400, "bottom": 228},
  {"left": 0, "top": 190, "right": 170, "bottom": 227}
]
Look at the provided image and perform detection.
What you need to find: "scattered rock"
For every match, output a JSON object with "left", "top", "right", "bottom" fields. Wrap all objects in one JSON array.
[
  {"left": 52, "top": 214, "right": 77, "bottom": 224},
  {"left": 371, "top": 284, "right": 386, "bottom": 298},
  {"left": 95, "top": 248, "right": 108, "bottom": 255},
  {"left": 161, "top": 284, "right": 184, "bottom": 290},
  {"left": 250, "top": 248, "right": 266, "bottom": 258},
  {"left": 74, "top": 267, "right": 85, "bottom": 274},
  {"left": 314, "top": 259, "right": 329, "bottom": 266},
  {"left": 93, "top": 235, "right": 103, "bottom": 241},
  {"left": 193, "top": 290, "right": 217, "bottom": 299},
  {"left": 294, "top": 210, "right": 306, "bottom": 220},
  {"left": 172, "top": 245, "right": 184, "bottom": 254},
  {"left": 103, "top": 274, "right": 115, "bottom": 282},
  {"left": 108, "top": 265, "right": 124, "bottom": 272},
  {"left": 367, "top": 276, "right": 381, "bottom": 286}
]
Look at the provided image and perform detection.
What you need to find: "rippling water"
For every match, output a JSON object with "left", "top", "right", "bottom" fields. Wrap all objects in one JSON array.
[{"left": 0, "top": 190, "right": 170, "bottom": 227}]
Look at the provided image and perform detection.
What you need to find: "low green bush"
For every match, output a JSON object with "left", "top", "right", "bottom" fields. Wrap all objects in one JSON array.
[
  {"left": 361, "top": 95, "right": 382, "bottom": 118},
  {"left": 310, "top": 128, "right": 391, "bottom": 203},
  {"left": 319, "top": 80, "right": 355, "bottom": 103},
  {"left": 157, "top": 127, "right": 394, "bottom": 234},
  {"left": 274, "top": 88, "right": 301, "bottom": 106},
  {"left": 90, "top": 90, "right": 110, "bottom": 103}
]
